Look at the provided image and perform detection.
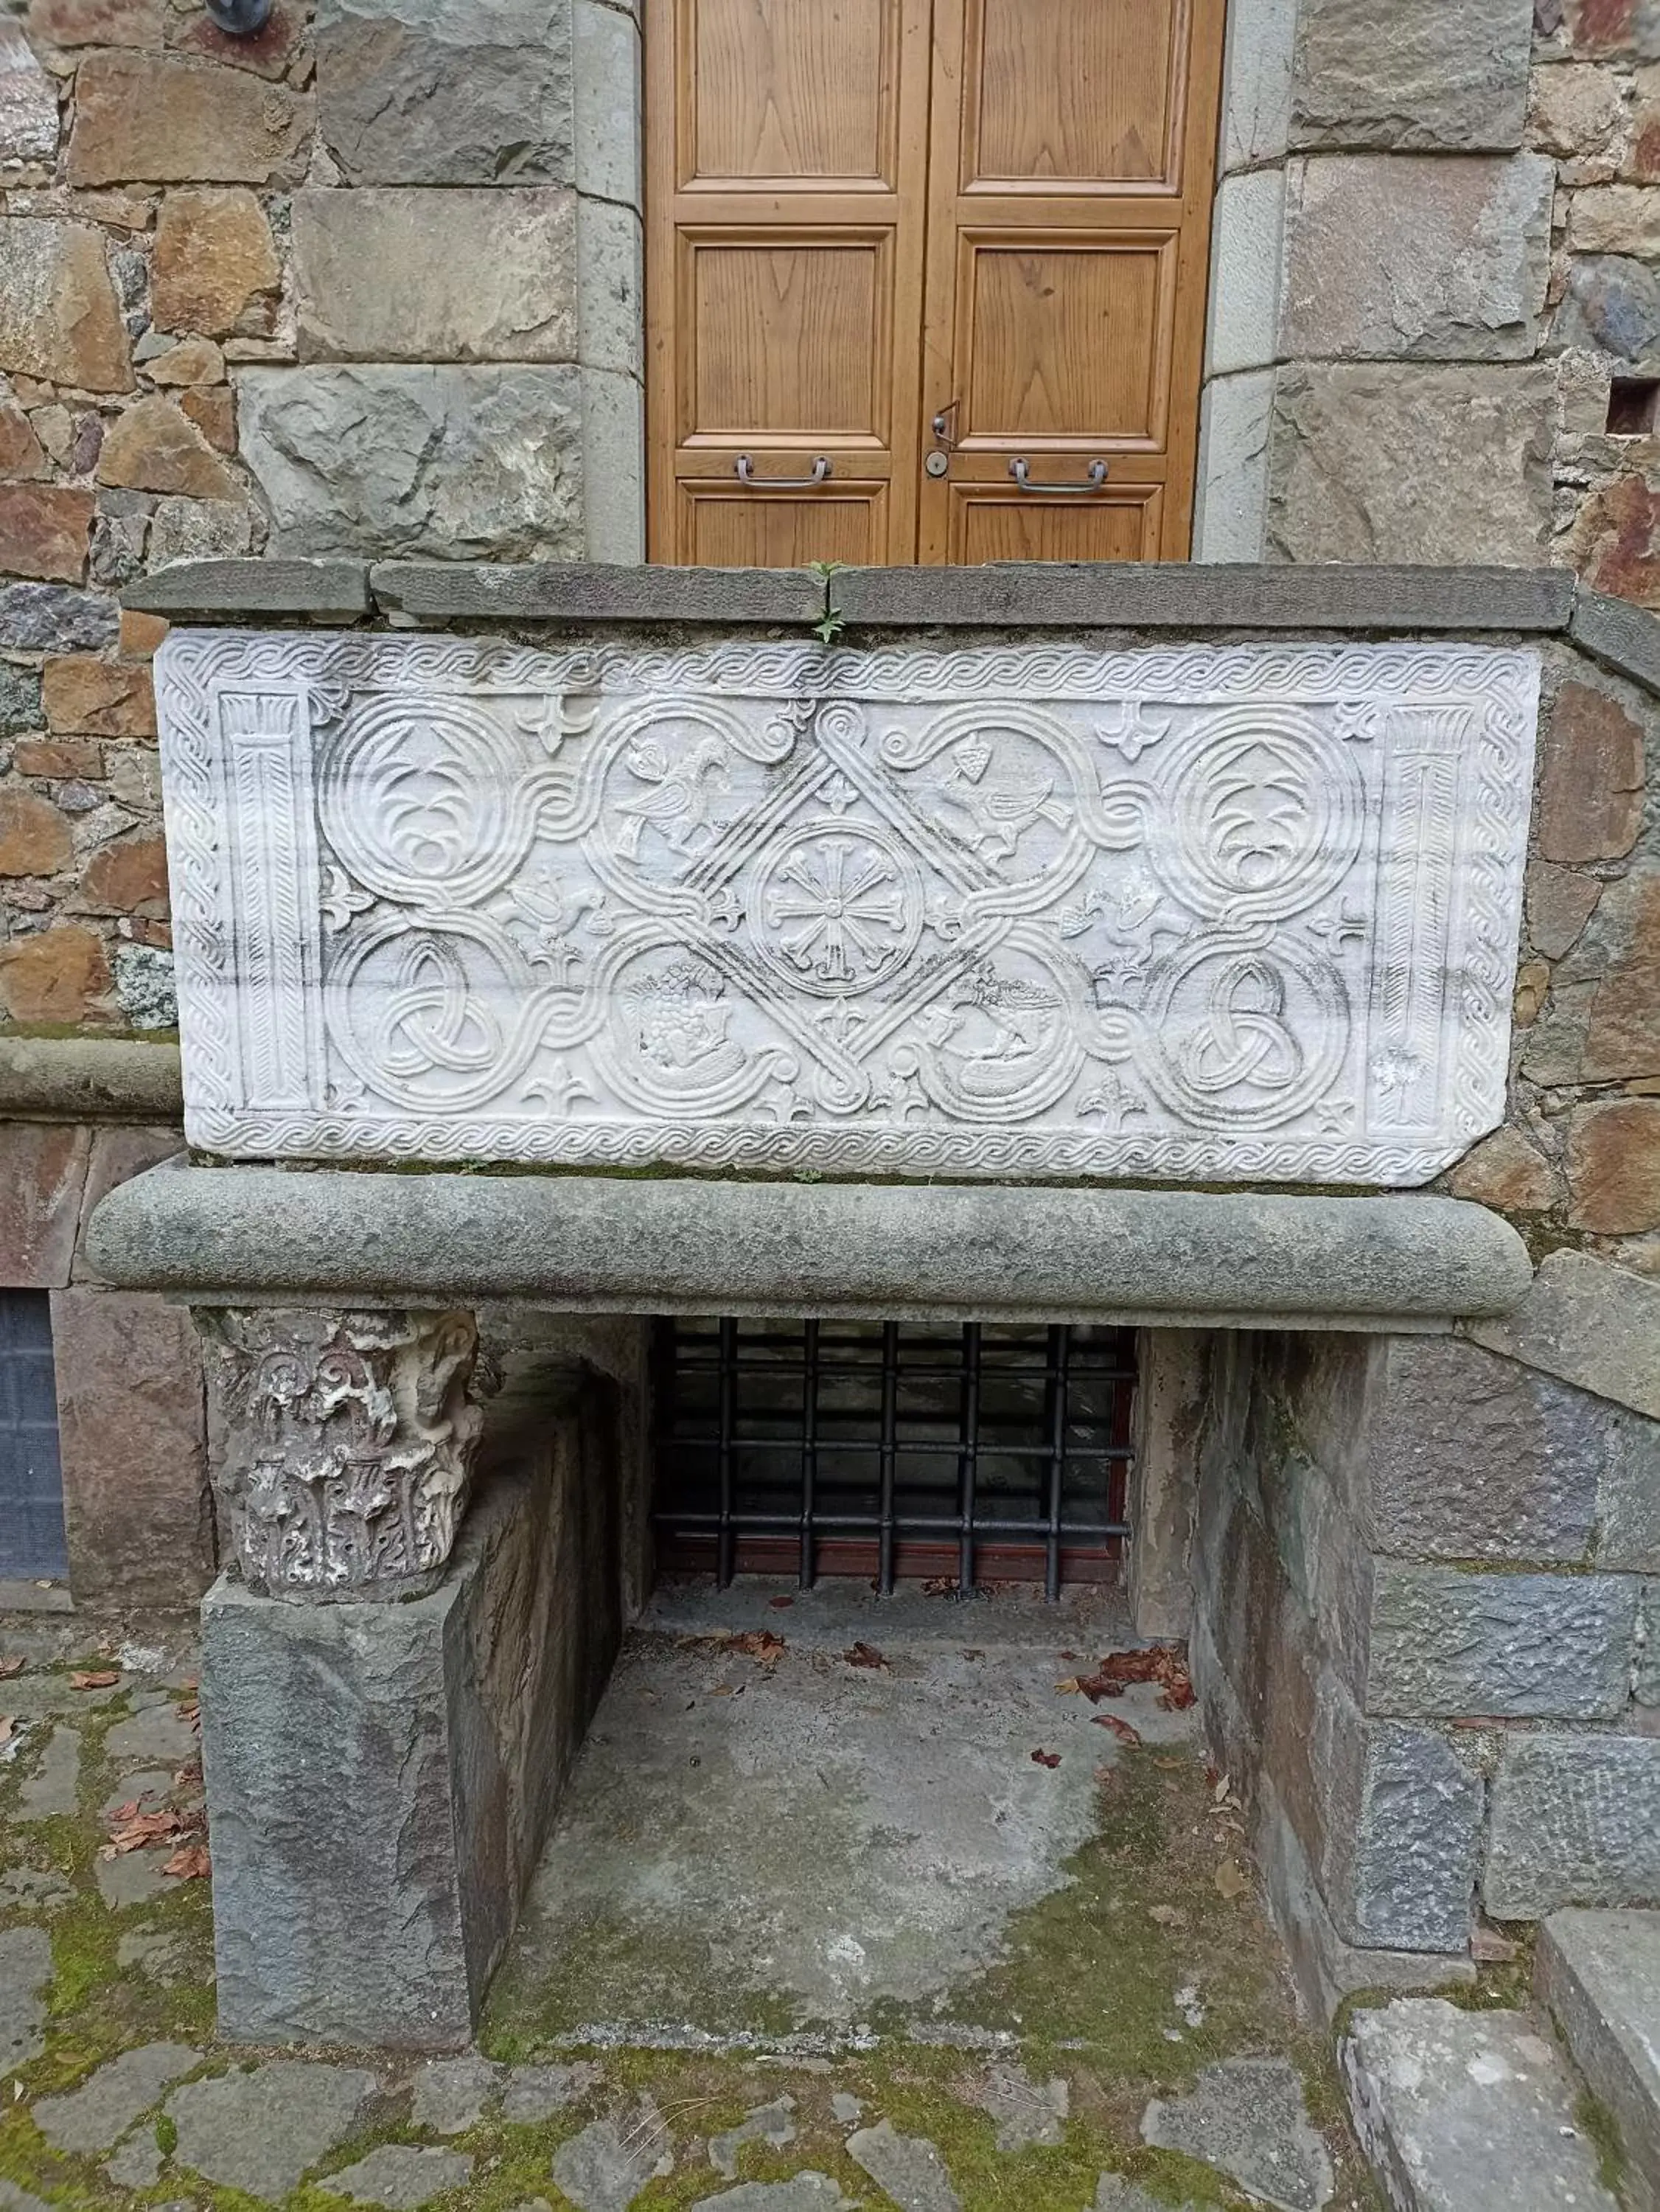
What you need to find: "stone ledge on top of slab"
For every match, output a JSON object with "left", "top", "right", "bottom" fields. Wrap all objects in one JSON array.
[
  {"left": 369, "top": 560, "right": 823, "bottom": 625},
  {"left": 118, "top": 559, "right": 1589, "bottom": 639},
  {"left": 1572, "top": 587, "right": 1660, "bottom": 698},
  {"left": 826, "top": 561, "right": 1577, "bottom": 633},
  {"left": 0, "top": 1036, "right": 183, "bottom": 1122},
  {"left": 86, "top": 1164, "right": 1532, "bottom": 1327},
  {"left": 122, "top": 558, "right": 369, "bottom": 619}
]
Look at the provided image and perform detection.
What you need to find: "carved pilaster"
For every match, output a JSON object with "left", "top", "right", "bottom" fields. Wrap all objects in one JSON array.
[{"left": 198, "top": 1307, "right": 484, "bottom": 1600}]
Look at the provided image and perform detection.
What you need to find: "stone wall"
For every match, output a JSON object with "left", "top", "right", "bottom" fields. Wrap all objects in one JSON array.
[
  {"left": 1190, "top": 1284, "right": 1660, "bottom": 2016},
  {"left": 1199, "top": 0, "right": 1660, "bottom": 590},
  {"left": 0, "top": 0, "right": 638, "bottom": 1034},
  {"left": 0, "top": 1108, "right": 211, "bottom": 1608},
  {"left": 1438, "top": 640, "right": 1660, "bottom": 1273}
]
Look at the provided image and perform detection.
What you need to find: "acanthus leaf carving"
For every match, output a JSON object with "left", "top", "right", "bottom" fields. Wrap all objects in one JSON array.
[{"left": 198, "top": 1306, "right": 485, "bottom": 1601}]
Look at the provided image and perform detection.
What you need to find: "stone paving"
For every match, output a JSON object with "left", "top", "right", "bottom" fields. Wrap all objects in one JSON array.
[{"left": 0, "top": 1594, "right": 1396, "bottom": 2212}]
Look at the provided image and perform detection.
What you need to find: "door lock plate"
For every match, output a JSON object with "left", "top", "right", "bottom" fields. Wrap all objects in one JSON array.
[{"left": 924, "top": 450, "right": 950, "bottom": 479}]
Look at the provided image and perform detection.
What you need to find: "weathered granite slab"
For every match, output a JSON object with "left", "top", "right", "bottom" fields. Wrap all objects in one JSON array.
[
  {"left": 87, "top": 1169, "right": 1532, "bottom": 1326},
  {"left": 154, "top": 630, "right": 1538, "bottom": 1183}
]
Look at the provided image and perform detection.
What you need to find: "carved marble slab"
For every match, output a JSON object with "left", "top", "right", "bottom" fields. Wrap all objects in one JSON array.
[{"left": 155, "top": 629, "right": 1539, "bottom": 1186}]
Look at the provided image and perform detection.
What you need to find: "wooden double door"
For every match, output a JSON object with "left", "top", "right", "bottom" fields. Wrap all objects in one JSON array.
[{"left": 646, "top": 0, "right": 1226, "bottom": 567}]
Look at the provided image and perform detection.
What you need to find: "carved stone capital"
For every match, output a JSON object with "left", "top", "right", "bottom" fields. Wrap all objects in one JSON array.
[{"left": 198, "top": 1306, "right": 484, "bottom": 1600}]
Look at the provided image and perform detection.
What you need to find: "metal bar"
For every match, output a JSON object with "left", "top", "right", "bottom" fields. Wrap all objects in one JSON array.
[
  {"left": 801, "top": 1318, "right": 819, "bottom": 1590},
  {"left": 958, "top": 1321, "right": 980, "bottom": 1595},
  {"left": 716, "top": 1316, "right": 736, "bottom": 1589},
  {"left": 1008, "top": 457, "right": 1109, "bottom": 494},
  {"left": 653, "top": 1509, "right": 1130, "bottom": 1537},
  {"left": 671, "top": 1354, "right": 1137, "bottom": 1380},
  {"left": 1045, "top": 1324, "right": 1071, "bottom": 1602},
  {"left": 659, "top": 1431, "right": 1132, "bottom": 1461},
  {"left": 736, "top": 454, "right": 832, "bottom": 488},
  {"left": 878, "top": 1320, "right": 899, "bottom": 1596}
]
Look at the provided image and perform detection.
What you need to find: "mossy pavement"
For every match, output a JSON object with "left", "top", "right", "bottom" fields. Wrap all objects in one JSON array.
[{"left": 0, "top": 1604, "right": 1416, "bottom": 2212}]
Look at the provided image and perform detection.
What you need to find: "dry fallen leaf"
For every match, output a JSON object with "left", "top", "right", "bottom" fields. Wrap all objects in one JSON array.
[
  {"left": 921, "top": 1576, "right": 958, "bottom": 1597},
  {"left": 1053, "top": 1677, "right": 1083, "bottom": 1696},
  {"left": 70, "top": 1670, "right": 120, "bottom": 1691},
  {"left": 1214, "top": 1860, "right": 1249, "bottom": 1901},
  {"left": 1030, "top": 1748, "right": 1061, "bottom": 1769},
  {"left": 0, "top": 1658, "right": 24, "bottom": 1681},
  {"left": 106, "top": 1810, "right": 192, "bottom": 1856},
  {"left": 1091, "top": 1713, "right": 1143, "bottom": 1747},
  {"left": 843, "top": 1642, "right": 890, "bottom": 1671},
  {"left": 163, "top": 1843, "right": 211, "bottom": 1881},
  {"left": 0, "top": 1718, "right": 13, "bottom": 1749},
  {"left": 1148, "top": 1905, "right": 1182, "bottom": 1928},
  {"left": 1075, "top": 1647, "right": 1196, "bottom": 1711}
]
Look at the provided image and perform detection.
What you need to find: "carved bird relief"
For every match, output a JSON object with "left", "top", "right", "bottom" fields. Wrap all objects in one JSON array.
[
  {"left": 933, "top": 737, "right": 1066, "bottom": 863},
  {"left": 613, "top": 734, "right": 730, "bottom": 860}
]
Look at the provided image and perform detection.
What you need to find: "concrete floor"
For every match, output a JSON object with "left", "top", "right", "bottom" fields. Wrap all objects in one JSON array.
[{"left": 489, "top": 1577, "right": 1207, "bottom": 2048}]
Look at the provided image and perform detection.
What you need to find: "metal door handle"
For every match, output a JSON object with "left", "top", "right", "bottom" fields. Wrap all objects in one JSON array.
[
  {"left": 735, "top": 455, "right": 832, "bottom": 488},
  {"left": 1009, "top": 458, "right": 1109, "bottom": 494}
]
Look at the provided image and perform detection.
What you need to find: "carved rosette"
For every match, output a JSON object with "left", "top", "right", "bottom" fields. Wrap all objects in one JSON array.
[
  {"left": 198, "top": 1307, "right": 485, "bottom": 1600},
  {"left": 158, "top": 630, "right": 1540, "bottom": 1186}
]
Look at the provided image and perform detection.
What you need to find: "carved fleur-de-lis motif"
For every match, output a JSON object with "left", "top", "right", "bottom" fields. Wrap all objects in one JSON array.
[
  {"left": 523, "top": 1057, "right": 595, "bottom": 1115},
  {"left": 321, "top": 864, "right": 376, "bottom": 933},
  {"left": 1079, "top": 1074, "right": 1148, "bottom": 1130},
  {"left": 1309, "top": 902, "right": 1369, "bottom": 947},
  {"left": 1093, "top": 700, "right": 1173, "bottom": 762}
]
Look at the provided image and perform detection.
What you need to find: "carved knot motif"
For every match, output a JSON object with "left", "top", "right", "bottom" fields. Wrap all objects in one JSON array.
[
  {"left": 158, "top": 635, "right": 1540, "bottom": 1186},
  {"left": 198, "top": 1307, "right": 484, "bottom": 1600}
]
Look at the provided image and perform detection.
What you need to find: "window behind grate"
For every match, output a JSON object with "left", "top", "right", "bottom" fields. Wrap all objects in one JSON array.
[
  {"left": 652, "top": 1318, "right": 1136, "bottom": 1598},
  {"left": 0, "top": 1293, "right": 67, "bottom": 1582}
]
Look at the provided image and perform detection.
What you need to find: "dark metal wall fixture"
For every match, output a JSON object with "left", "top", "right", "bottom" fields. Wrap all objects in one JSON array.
[
  {"left": 202, "top": 0, "right": 273, "bottom": 33},
  {"left": 653, "top": 1318, "right": 1137, "bottom": 1599}
]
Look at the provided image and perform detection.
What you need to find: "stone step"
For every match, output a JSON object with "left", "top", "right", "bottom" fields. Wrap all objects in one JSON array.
[
  {"left": 1340, "top": 1996, "right": 1621, "bottom": 2211},
  {"left": 1538, "top": 1909, "right": 1660, "bottom": 2212}
]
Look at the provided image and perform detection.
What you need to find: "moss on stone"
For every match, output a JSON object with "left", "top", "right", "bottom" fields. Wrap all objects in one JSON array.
[{"left": 1574, "top": 2087, "right": 1628, "bottom": 2199}]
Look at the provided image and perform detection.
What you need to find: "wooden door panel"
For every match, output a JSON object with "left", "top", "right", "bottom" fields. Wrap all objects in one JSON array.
[
  {"left": 953, "top": 484, "right": 1161, "bottom": 563},
  {"left": 649, "top": 0, "right": 1224, "bottom": 563},
  {"left": 919, "top": 0, "right": 1224, "bottom": 563},
  {"left": 958, "top": 235, "right": 1173, "bottom": 445},
  {"left": 683, "top": 481, "right": 888, "bottom": 566},
  {"left": 649, "top": 0, "right": 929, "bottom": 564},
  {"left": 687, "top": 236, "right": 890, "bottom": 442},
  {"left": 967, "top": 0, "right": 1185, "bottom": 192},
  {"left": 686, "top": 0, "right": 899, "bottom": 188}
]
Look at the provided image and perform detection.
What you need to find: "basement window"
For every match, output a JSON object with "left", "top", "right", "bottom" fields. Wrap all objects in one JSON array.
[
  {"left": 652, "top": 1318, "right": 1137, "bottom": 1598},
  {"left": 0, "top": 1293, "right": 67, "bottom": 1582}
]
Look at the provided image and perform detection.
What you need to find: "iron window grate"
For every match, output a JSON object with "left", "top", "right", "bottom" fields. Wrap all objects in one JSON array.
[
  {"left": 652, "top": 1317, "right": 1136, "bottom": 1599},
  {"left": 0, "top": 1292, "right": 67, "bottom": 1582}
]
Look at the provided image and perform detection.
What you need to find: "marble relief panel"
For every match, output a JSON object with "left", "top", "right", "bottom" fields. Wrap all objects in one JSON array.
[{"left": 154, "top": 630, "right": 1539, "bottom": 1184}]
